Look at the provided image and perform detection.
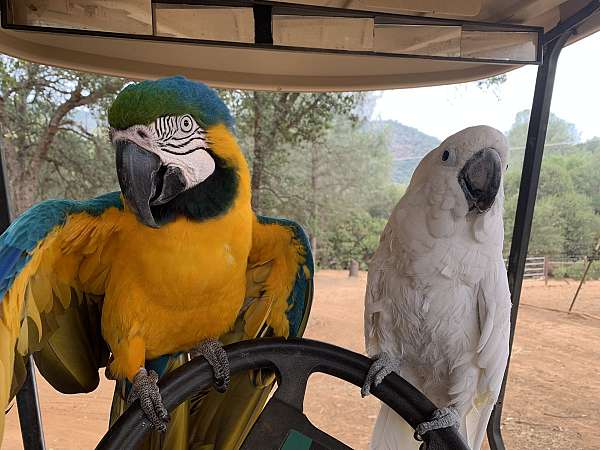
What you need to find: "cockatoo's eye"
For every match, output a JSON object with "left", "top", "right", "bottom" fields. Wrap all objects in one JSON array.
[{"left": 441, "top": 148, "right": 457, "bottom": 166}]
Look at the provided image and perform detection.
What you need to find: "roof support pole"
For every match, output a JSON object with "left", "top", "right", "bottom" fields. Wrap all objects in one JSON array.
[
  {"left": 0, "top": 145, "right": 46, "bottom": 449},
  {"left": 486, "top": 30, "right": 569, "bottom": 450},
  {"left": 16, "top": 358, "right": 46, "bottom": 450}
]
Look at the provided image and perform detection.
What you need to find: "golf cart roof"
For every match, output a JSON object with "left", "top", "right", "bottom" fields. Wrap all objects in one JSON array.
[{"left": 0, "top": 1, "right": 598, "bottom": 91}]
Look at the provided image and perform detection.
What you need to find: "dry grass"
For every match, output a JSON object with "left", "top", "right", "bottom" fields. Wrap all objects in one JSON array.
[{"left": 4, "top": 272, "right": 600, "bottom": 449}]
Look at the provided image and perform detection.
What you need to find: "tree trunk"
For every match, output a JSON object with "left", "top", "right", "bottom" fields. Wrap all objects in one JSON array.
[
  {"left": 251, "top": 91, "right": 265, "bottom": 211},
  {"left": 310, "top": 235, "right": 318, "bottom": 262},
  {"left": 14, "top": 173, "right": 39, "bottom": 214},
  {"left": 349, "top": 259, "right": 359, "bottom": 277},
  {"left": 310, "top": 144, "right": 319, "bottom": 262}
]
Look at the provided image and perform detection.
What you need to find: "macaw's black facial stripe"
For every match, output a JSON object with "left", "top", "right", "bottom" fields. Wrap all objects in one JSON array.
[
  {"left": 155, "top": 116, "right": 177, "bottom": 140},
  {"left": 159, "top": 146, "right": 208, "bottom": 155},
  {"left": 156, "top": 117, "right": 165, "bottom": 136},
  {"left": 149, "top": 150, "right": 239, "bottom": 225},
  {"left": 164, "top": 117, "right": 173, "bottom": 136},
  {"left": 162, "top": 136, "right": 206, "bottom": 149},
  {"left": 170, "top": 131, "right": 204, "bottom": 142}
]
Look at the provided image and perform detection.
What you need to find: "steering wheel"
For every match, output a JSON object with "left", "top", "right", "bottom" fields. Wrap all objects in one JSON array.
[{"left": 96, "top": 338, "right": 469, "bottom": 450}]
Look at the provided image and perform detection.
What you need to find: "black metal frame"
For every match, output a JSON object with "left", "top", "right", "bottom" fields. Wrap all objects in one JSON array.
[
  {"left": 487, "top": 2, "right": 600, "bottom": 448},
  {"left": 0, "top": 0, "right": 544, "bottom": 65},
  {"left": 0, "top": 1, "right": 599, "bottom": 449},
  {"left": 15, "top": 359, "right": 45, "bottom": 450}
]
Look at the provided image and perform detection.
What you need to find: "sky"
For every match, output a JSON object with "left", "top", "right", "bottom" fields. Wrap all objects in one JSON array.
[{"left": 373, "top": 31, "right": 600, "bottom": 142}]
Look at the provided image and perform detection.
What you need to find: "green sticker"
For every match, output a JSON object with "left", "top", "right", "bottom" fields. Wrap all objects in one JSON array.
[{"left": 280, "top": 430, "right": 313, "bottom": 450}]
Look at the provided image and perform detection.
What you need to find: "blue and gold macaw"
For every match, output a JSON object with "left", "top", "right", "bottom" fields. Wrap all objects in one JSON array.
[{"left": 0, "top": 76, "right": 313, "bottom": 449}]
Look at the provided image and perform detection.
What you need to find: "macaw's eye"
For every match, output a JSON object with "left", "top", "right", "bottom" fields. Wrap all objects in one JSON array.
[
  {"left": 180, "top": 115, "right": 194, "bottom": 133},
  {"left": 442, "top": 150, "right": 450, "bottom": 161}
]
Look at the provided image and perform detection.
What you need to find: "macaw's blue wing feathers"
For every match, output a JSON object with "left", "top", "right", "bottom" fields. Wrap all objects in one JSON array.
[
  {"left": 0, "top": 192, "right": 122, "bottom": 439},
  {"left": 0, "top": 246, "right": 24, "bottom": 296},
  {"left": 0, "top": 191, "right": 122, "bottom": 299}
]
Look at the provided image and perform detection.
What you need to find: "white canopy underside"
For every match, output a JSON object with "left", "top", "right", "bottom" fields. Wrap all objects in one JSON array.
[{"left": 0, "top": 0, "right": 598, "bottom": 91}]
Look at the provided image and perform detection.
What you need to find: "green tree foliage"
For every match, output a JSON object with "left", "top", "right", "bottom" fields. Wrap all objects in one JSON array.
[
  {"left": 0, "top": 56, "right": 126, "bottom": 213},
  {"left": 220, "top": 91, "right": 401, "bottom": 268},
  {"left": 503, "top": 111, "right": 600, "bottom": 260},
  {"left": 507, "top": 109, "right": 580, "bottom": 159},
  {"left": 219, "top": 90, "right": 359, "bottom": 211},
  {"left": 562, "top": 144, "right": 600, "bottom": 214}
]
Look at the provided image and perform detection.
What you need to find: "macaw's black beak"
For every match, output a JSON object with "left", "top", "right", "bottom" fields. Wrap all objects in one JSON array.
[
  {"left": 116, "top": 140, "right": 187, "bottom": 228},
  {"left": 458, "top": 147, "right": 502, "bottom": 214}
]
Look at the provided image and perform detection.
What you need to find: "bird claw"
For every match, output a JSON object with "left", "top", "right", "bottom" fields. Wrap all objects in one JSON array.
[
  {"left": 414, "top": 406, "right": 460, "bottom": 441},
  {"left": 128, "top": 368, "right": 170, "bottom": 433},
  {"left": 361, "top": 352, "right": 401, "bottom": 398},
  {"left": 191, "top": 338, "right": 230, "bottom": 393}
]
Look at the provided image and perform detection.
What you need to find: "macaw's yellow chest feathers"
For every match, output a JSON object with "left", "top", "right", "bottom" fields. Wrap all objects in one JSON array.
[{"left": 103, "top": 199, "right": 253, "bottom": 371}]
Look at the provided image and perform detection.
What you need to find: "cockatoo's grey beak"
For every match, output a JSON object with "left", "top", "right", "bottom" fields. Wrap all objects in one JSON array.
[
  {"left": 458, "top": 147, "right": 502, "bottom": 214},
  {"left": 116, "top": 140, "right": 187, "bottom": 228}
]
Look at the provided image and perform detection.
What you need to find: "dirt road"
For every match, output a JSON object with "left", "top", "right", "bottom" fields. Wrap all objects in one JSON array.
[{"left": 4, "top": 272, "right": 600, "bottom": 449}]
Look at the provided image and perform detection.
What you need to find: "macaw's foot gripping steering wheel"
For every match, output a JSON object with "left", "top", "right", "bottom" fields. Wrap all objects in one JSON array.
[{"left": 96, "top": 338, "right": 470, "bottom": 450}]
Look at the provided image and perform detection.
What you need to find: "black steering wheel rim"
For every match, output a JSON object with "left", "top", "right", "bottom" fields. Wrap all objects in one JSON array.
[{"left": 96, "top": 338, "right": 469, "bottom": 450}]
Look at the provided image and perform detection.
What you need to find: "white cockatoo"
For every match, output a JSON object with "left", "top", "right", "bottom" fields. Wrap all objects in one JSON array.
[{"left": 362, "top": 126, "right": 511, "bottom": 450}]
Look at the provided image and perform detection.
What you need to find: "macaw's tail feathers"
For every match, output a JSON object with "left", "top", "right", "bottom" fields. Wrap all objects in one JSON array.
[{"left": 370, "top": 404, "right": 420, "bottom": 450}]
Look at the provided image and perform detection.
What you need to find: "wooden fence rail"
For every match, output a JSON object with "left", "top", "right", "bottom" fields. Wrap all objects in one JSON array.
[{"left": 504, "top": 256, "right": 548, "bottom": 283}]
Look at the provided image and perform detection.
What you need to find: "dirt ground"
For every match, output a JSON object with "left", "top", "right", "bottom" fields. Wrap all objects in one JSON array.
[{"left": 3, "top": 271, "right": 600, "bottom": 450}]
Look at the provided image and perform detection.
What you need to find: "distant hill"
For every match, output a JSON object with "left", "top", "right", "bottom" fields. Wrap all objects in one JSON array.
[{"left": 365, "top": 120, "right": 440, "bottom": 183}]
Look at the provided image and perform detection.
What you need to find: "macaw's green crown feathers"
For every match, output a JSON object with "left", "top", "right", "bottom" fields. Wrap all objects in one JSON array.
[{"left": 108, "top": 76, "right": 234, "bottom": 131}]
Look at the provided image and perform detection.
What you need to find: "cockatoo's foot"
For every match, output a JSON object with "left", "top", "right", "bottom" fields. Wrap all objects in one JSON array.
[
  {"left": 191, "top": 338, "right": 230, "bottom": 393},
  {"left": 414, "top": 406, "right": 460, "bottom": 441},
  {"left": 361, "top": 352, "right": 401, "bottom": 397},
  {"left": 127, "top": 368, "right": 170, "bottom": 433}
]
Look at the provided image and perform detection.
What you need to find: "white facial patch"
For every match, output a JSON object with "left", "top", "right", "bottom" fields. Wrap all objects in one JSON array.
[{"left": 110, "top": 114, "right": 216, "bottom": 189}]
